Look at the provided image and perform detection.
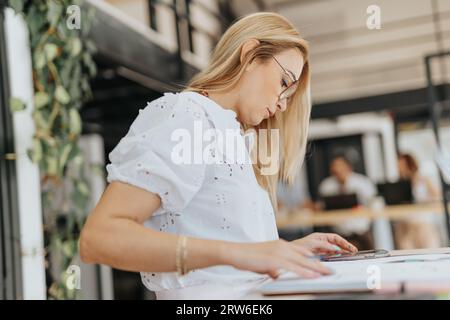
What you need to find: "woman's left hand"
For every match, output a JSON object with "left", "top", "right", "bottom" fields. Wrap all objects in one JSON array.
[{"left": 293, "top": 233, "right": 358, "bottom": 256}]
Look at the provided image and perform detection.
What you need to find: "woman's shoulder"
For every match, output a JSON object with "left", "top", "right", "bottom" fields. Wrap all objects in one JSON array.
[
  {"left": 142, "top": 91, "right": 206, "bottom": 117},
  {"left": 148, "top": 91, "right": 207, "bottom": 111},
  {"left": 130, "top": 92, "right": 209, "bottom": 135}
]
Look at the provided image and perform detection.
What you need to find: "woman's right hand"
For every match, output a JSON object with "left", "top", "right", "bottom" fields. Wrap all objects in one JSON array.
[{"left": 225, "top": 239, "right": 333, "bottom": 279}]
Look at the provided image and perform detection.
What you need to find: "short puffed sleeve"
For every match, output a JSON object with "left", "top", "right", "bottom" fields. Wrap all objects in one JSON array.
[{"left": 106, "top": 92, "right": 209, "bottom": 213}]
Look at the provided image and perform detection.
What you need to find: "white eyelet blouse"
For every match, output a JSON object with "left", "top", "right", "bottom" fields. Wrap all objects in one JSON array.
[{"left": 106, "top": 91, "right": 279, "bottom": 295}]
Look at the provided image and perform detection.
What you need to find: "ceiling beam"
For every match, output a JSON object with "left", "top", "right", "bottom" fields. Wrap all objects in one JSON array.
[{"left": 312, "top": 84, "right": 450, "bottom": 120}]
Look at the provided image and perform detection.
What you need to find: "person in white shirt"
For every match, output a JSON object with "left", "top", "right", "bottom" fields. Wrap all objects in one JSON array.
[
  {"left": 79, "top": 12, "right": 357, "bottom": 300},
  {"left": 318, "top": 155, "right": 376, "bottom": 250}
]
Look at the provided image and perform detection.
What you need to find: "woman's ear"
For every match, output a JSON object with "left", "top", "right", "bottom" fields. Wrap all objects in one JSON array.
[{"left": 240, "top": 39, "right": 261, "bottom": 64}]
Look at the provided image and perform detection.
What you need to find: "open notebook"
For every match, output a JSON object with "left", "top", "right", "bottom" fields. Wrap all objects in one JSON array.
[{"left": 258, "top": 252, "right": 450, "bottom": 296}]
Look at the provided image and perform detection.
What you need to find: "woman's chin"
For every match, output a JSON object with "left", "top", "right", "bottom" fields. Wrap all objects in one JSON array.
[
  {"left": 241, "top": 116, "right": 259, "bottom": 126},
  {"left": 240, "top": 113, "right": 267, "bottom": 126},
  {"left": 252, "top": 118, "right": 264, "bottom": 126}
]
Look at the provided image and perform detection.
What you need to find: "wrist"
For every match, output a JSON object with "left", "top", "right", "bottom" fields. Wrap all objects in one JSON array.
[
  {"left": 186, "top": 238, "right": 241, "bottom": 270},
  {"left": 215, "top": 240, "right": 241, "bottom": 267}
]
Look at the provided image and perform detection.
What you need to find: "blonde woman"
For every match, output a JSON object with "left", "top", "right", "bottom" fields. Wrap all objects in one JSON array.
[{"left": 79, "top": 12, "right": 357, "bottom": 300}]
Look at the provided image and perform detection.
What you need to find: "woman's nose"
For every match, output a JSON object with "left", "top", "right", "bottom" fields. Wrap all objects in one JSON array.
[{"left": 276, "top": 98, "right": 287, "bottom": 112}]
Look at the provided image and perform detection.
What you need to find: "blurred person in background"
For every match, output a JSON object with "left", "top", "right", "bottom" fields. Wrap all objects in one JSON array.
[
  {"left": 318, "top": 155, "right": 376, "bottom": 250},
  {"left": 398, "top": 153, "right": 440, "bottom": 201},
  {"left": 394, "top": 153, "right": 442, "bottom": 249}
]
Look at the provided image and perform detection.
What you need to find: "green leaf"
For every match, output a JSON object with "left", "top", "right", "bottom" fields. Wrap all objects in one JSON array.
[
  {"left": 69, "top": 63, "right": 81, "bottom": 101},
  {"left": 62, "top": 241, "right": 74, "bottom": 258},
  {"left": 55, "top": 85, "right": 70, "bottom": 104},
  {"left": 43, "top": 135, "right": 57, "bottom": 148},
  {"left": 33, "top": 111, "right": 49, "bottom": 131},
  {"left": 36, "top": 70, "right": 47, "bottom": 90},
  {"left": 34, "top": 52, "right": 46, "bottom": 69},
  {"left": 47, "top": 0, "right": 63, "bottom": 27},
  {"left": 30, "top": 138, "right": 43, "bottom": 163},
  {"left": 10, "top": 97, "right": 26, "bottom": 112},
  {"left": 69, "top": 38, "right": 82, "bottom": 57},
  {"left": 76, "top": 181, "right": 89, "bottom": 197},
  {"left": 26, "top": 6, "right": 46, "bottom": 38},
  {"left": 69, "top": 82, "right": 81, "bottom": 103},
  {"left": 26, "top": 149, "right": 34, "bottom": 163},
  {"left": 47, "top": 155, "right": 58, "bottom": 176},
  {"left": 88, "top": 61, "right": 97, "bottom": 77},
  {"left": 44, "top": 43, "right": 58, "bottom": 62},
  {"left": 66, "top": 151, "right": 80, "bottom": 175},
  {"left": 34, "top": 92, "right": 49, "bottom": 109},
  {"left": 83, "top": 52, "right": 97, "bottom": 77},
  {"left": 59, "top": 59, "right": 73, "bottom": 87},
  {"left": 69, "top": 108, "right": 81, "bottom": 135},
  {"left": 59, "top": 143, "right": 73, "bottom": 170},
  {"left": 9, "top": 0, "right": 24, "bottom": 13},
  {"left": 57, "top": 22, "right": 69, "bottom": 40},
  {"left": 81, "top": 77, "right": 90, "bottom": 94}
]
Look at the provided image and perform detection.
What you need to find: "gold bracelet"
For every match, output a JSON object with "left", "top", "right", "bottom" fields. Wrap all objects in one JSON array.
[{"left": 176, "top": 235, "right": 188, "bottom": 276}]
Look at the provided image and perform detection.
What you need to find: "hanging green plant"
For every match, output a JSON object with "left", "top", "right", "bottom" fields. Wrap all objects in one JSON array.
[{"left": 8, "top": 0, "right": 97, "bottom": 299}]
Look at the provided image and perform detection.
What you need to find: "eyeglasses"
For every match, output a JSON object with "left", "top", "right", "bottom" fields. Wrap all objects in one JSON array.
[{"left": 272, "top": 55, "right": 300, "bottom": 101}]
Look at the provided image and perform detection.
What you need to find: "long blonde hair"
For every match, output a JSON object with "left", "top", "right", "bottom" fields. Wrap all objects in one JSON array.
[{"left": 184, "top": 12, "right": 311, "bottom": 210}]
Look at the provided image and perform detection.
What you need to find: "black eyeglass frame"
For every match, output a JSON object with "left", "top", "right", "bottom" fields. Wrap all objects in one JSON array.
[{"left": 271, "top": 55, "right": 300, "bottom": 101}]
